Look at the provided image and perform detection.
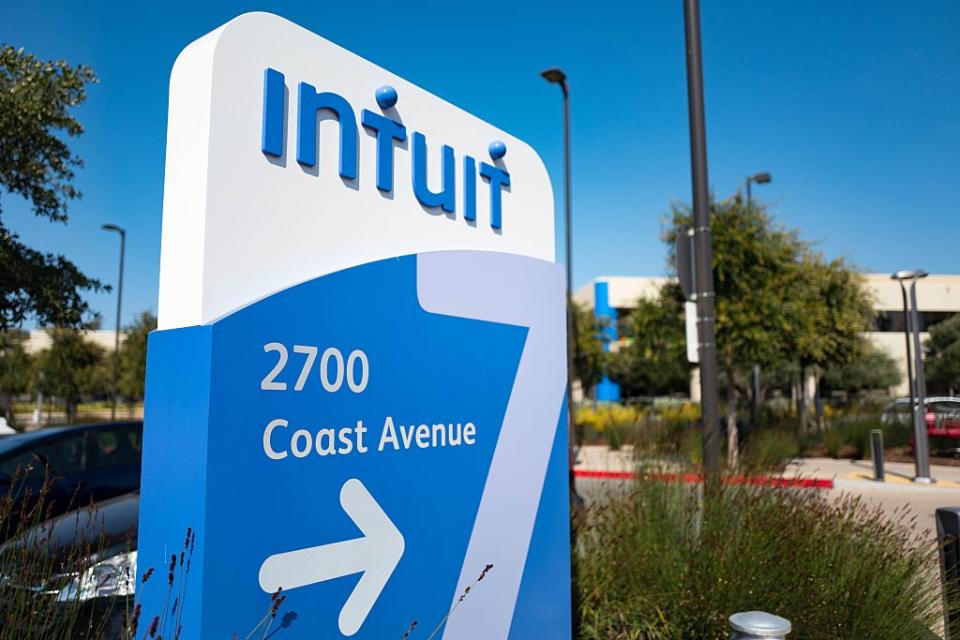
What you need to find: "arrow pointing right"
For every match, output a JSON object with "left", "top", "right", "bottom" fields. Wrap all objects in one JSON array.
[{"left": 258, "top": 478, "right": 405, "bottom": 636}]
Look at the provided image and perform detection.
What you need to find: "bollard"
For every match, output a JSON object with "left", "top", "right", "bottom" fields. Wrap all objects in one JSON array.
[
  {"left": 729, "top": 611, "right": 791, "bottom": 639},
  {"left": 870, "top": 429, "right": 885, "bottom": 482},
  {"left": 936, "top": 507, "right": 960, "bottom": 640}
]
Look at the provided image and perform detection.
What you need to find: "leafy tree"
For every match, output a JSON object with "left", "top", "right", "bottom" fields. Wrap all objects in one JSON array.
[
  {"left": 572, "top": 303, "right": 608, "bottom": 396},
  {"left": 665, "top": 198, "right": 872, "bottom": 464},
  {"left": 784, "top": 254, "right": 874, "bottom": 425},
  {"left": 0, "top": 45, "right": 102, "bottom": 328},
  {"left": 821, "top": 340, "right": 901, "bottom": 395},
  {"left": 608, "top": 283, "right": 690, "bottom": 398},
  {"left": 33, "top": 328, "right": 106, "bottom": 423},
  {"left": 926, "top": 314, "right": 960, "bottom": 395},
  {"left": 118, "top": 311, "right": 157, "bottom": 401},
  {"left": 667, "top": 199, "right": 804, "bottom": 464},
  {"left": 0, "top": 330, "right": 30, "bottom": 425}
]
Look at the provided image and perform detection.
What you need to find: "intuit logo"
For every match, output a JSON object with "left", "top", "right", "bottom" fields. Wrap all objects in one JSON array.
[{"left": 260, "top": 68, "right": 512, "bottom": 230}]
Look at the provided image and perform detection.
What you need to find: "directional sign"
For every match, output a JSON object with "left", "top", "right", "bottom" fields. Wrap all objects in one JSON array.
[
  {"left": 137, "top": 12, "right": 570, "bottom": 640},
  {"left": 259, "top": 479, "right": 404, "bottom": 635}
]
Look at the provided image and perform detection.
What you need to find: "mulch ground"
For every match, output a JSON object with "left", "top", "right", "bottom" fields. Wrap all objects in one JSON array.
[
  {"left": 884, "top": 446, "right": 960, "bottom": 467},
  {"left": 805, "top": 444, "right": 960, "bottom": 467}
]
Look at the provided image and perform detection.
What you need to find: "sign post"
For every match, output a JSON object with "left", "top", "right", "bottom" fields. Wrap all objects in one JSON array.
[{"left": 138, "top": 13, "right": 570, "bottom": 639}]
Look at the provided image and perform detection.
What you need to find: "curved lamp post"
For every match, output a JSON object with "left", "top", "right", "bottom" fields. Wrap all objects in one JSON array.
[
  {"left": 102, "top": 224, "right": 126, "bottom": 421},
  {"left": 745, "top": 171, "right": 771, "bottom": 206},
  {"left": 744, "top": 172, "right": 772, "bottom": 429},
  {"left": 892, "top": 269, "right": 931, "bottom": 483},
  {"left": 540, "top": 67, "right": 576, "bottom": 470}
]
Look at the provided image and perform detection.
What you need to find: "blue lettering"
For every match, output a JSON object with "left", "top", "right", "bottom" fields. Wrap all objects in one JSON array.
[
  {"left": 463, "top": 156, "right": 477, "bottom": 223},
  {"left": 412, "top": 132, "right": 455, "bottom": 213},
  {"left": 361, "top": 109, "right": 406, "bottom": 193},
  {"left": 262, "top": 70, "right": 510, "bottom": 229},
  {"left": 262, "top": 68, "right": 286, "bottom": 157},
  {"left": 297, "top": 82, "right": 358, "bottom": 180},
  {"left": 480, "top": 162, "right": 510, "bottom": 229}
]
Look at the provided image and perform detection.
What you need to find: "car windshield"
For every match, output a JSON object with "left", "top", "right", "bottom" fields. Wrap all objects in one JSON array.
[
  {"left": 929, "top": 401, "right": 960, "bottom": 414},
  {"left": 0, "top": 429, "right": 65, "bottom": 457}
]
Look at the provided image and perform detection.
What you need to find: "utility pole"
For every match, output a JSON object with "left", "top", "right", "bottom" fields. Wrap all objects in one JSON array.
[{"left": 682, "top": 0, "right": 721, "bottom": 472}]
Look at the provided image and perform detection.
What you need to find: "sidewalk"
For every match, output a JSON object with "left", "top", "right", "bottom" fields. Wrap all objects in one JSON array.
[
  {"left": 786, "top": 456, "right": 960, "bottom": 487},
  {"left": 787, "top": 457, "right": 960, "bottom": 537},
  {"left": 574, "top": 446, "right": 960, "bottom": 538}
]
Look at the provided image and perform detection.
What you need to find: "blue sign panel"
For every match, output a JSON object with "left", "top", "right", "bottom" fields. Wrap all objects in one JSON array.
[{"left": 138, "top": 251, "right": 570, "bottom": 639}]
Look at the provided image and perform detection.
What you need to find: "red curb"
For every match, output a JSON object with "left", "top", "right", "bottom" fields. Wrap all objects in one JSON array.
[{"left": 573, "top": 469, "right": 833, "bottom": 489}]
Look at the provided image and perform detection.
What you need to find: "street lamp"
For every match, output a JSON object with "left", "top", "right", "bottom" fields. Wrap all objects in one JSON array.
[
  {"left": 892, "top": 269, "right": 932, "bottom": 483},
  {"left": 102, "top": 224, "right": 126, "bottom": 421},
  {"left": 745, "top": 171, "right": 772, "bottom": 206},
  {"left": 541, "top": 64, "right": 578, "bottom": 639},
  {"left": 743, "top": 172, "right": 772, "bottom": 430},
  {"left": 540, "top": 66, "right": 575, "bottom": 458}
]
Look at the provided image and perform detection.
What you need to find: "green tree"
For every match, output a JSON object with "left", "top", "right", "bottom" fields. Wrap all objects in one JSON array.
[
  {"left": 608, "top": 283, "right": 690, "bottom": 398},
  {"left": 33, "top": 328, "right": 106, "bottom": 423},
  {"left": 118, "top": 311, "right": 157, "bottom": 401},
  {"left": 572, "top": 303, "right": 608, "bottom": 397},
  {"left": 0, "top": 45, "right": 103, "bottom": 328},
  {"left": 0, "top": 330, "right": 30, "bottom": 425},
  {"left": 926, "top": 314, "right": 960, "bottom": 395},
  {"left": 665, "top": 198, "right": 872, "bottom": 464},
  {"left": 821, "top": 341, "right": 901, "bottom": 395},
  {"left": 667, "top": 199, "right": 804, "bottom": 464},
  {"left": 785, "top": 254, "right": 874, "bottom": 425}
]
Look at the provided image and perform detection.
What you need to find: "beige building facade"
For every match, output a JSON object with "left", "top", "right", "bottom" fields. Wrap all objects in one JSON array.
[
  {"left": 23, "top": 329, "right": 121, "bottom": 354},
  {"left": 574, "top": 273, "right": 960, "bottom": 399}
]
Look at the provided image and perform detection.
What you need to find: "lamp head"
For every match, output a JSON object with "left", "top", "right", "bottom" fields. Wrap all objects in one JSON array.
[
  {"left": 892, "top": 269, "right": 929, "bottom": 281},
  {"left": 540, "top": 68, "right": 567, "bottom": 86},
  {"left": 751, "top": 172, "right": 772, "bottom": 184},
  {"left": 102, "top": 223, "right": 125, "bottom": 235}
]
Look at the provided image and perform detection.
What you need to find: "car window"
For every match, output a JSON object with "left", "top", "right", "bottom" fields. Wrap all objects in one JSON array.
[
  {"left": 930, "top": 401, "right": 960, "bottom": 415},
  {"left": 87, "top": 427, "right": 141, "bottom": 470},
  {"left": 0, "top": 451, "right": 44, "bottom": 480},
  {"left": 34, "top": 432, "right": 87, "bottom": 475}
]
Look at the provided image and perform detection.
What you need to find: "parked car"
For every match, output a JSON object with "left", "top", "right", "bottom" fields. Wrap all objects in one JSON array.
[
  {"left": 881, "top": 397, "right": 960, "bottom": 448},
  {"left": 0, "top": 491, "right": 138, "bottom": 638},
  {"left": 0, "top": 422, "right": 143, "bottom": 536}
]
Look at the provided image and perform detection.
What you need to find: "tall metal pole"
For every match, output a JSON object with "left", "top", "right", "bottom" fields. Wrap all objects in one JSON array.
[
  {"left": 103, "top": 224, "right": 126, "bottom": 421},
  {"left": 542, "top": 69, "right": 577, "bottom": 491},
  {"left": 683, "top": 0, "right": 721, "bottom": 472},
  {"left": 745, "top": 177, "right": 757, "bottom": 430},
  {"left": 560, "top": 74, "right": 579, "bottom": 640},
  {"left": 909, "top": 281, "right": 932, "bottom": 482},
  {"left": 561, "top": 80, "right": 575, "bottom": 472},
  {"left": 541, "top": 67, "right": 579, "bottom": 639},
  {"left": 898, "top": 281, "right": 916, "bottom": 413}
]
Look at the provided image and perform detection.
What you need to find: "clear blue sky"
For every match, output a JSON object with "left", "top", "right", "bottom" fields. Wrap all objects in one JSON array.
[{"left": 2, "top": 0, "right": 958, "bottom": 329}]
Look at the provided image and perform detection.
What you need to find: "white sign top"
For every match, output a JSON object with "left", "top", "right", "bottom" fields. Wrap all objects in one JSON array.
[{"left": 157, "top": 12, "right": 555, "bottom": 329}]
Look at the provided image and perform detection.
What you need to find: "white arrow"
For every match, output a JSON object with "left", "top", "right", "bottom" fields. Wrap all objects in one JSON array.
[{"left": 258, "top": 478, "right": 405, "bottom": 636}]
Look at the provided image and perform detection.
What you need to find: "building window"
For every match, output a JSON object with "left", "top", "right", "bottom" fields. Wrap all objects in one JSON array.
[{"left": 873, "top": 310, "right": 956, "bottom": 332}]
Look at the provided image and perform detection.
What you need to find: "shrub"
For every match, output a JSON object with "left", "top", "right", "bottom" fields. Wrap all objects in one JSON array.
[
  {"left": 575, "top": 404, "right": 643, "bottom": 450},
  {"left": 740, "top": 429, "right": 799, "bottom": 472},
  {"left": 576, "top": 472, "right": 950, "bottom": 639},
  {"left": 818, "top": 417, "right": 912, "bottom": 460},
  {"left": 822, "top": 428, "right": 844, "bottom": 458}
]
